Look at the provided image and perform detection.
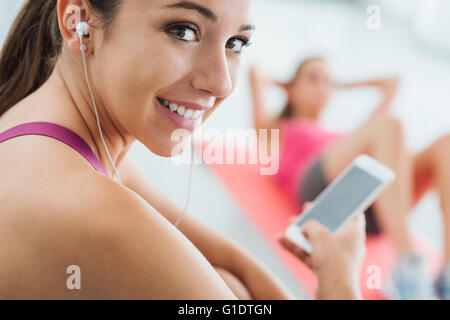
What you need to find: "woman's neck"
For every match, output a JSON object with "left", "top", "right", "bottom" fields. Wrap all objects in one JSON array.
[
  {"left": 7, "top": 60, "right": 136, "bottom": 179},
  {"left": 291, "top": 102, "right": 320, "bottom": 121},
  {"left": 54, "top": 61, "right": 136, "bottom": 177},
  {"left": 294, "top": 112, "right": 319, "bottom": 122}
]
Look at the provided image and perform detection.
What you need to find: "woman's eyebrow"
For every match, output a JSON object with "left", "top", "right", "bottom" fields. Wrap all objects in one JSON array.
[
  {"left": 164, "top": 1, "right": 218, "bottom": 22},
  {"left": 164, "top": 1, "right": 256, "bottom": 32},
  {"left": 239, "top": 24, "right": 256, "bottom": 32}
]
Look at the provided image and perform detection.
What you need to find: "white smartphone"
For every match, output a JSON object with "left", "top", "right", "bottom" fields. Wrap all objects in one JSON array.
[{"left": 285, "top": 154, "right": 395, "bottom": 254}]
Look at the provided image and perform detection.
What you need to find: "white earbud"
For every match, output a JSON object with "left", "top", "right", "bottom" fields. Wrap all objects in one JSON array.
[
  {"left": 76, "top": 22, "right": 89, "bottom": 37},
  {"left": 76, "top": 22, "right": 88, "bottom": 53}
]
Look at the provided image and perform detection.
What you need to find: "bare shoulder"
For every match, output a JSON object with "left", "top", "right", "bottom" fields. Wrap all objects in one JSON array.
[
  {"left": 0, "top": 141, "right": 235, "bottom": 299},
  {"left": 74, "top": 177, "right": 236, "bottom": 299}
]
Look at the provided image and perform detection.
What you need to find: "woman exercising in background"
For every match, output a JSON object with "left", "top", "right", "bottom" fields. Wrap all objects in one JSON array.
[{"left": 251, "top": 57, "right": 450, "bottom": 300}]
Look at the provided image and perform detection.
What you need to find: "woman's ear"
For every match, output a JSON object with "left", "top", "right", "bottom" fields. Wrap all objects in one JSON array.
[{"left": 57, "top": 0, "right": 92, "bottom": 55}]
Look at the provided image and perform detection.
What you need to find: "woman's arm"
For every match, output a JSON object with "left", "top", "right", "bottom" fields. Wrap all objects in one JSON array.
[
  {"left": 88, "top": 186, "right": 239, "bottom": 299},
  {"left": 249, "top": 65, "right": 283, "bottom": 131},
  {"left": 35, "top": 173, "right": 237, "bottom": 299},
  {"left": 117, "top": 155, "right": 295, "bottom": 300},
  {"left": 337, "top": 77, "right": 401, "bottom": 121}
]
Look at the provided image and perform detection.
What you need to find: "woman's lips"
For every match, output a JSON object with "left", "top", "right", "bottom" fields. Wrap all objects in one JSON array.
[
  {"left": 160, "top": 98, "right": 212, "bottom": 111},
  {"left": 156, "top": 97, "right": 203, "bottom": 131}
]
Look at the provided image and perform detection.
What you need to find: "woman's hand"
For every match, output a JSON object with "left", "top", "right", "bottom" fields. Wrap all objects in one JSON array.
[
  {"left": 249, "top": 65, "right": 288, "bottom": 131},
  {"left": 277, "top": 203, "right": 366, "bottom": 299},
  {"left": 376, "top": 77, "right": 401, "bottom": 95},
  {"left": 249, "top": 65, "right": 288, "bottom": 91},
  {"left": 338, "top": 77, "right": 401, "bottom": 116}
]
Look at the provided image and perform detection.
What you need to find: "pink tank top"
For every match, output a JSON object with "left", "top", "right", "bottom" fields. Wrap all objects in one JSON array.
[
  {"left": 0, "top": 122, "right": 108, "bottom": 176},
  {"left": 275, "top": 119, "right": 343, "bottom": 205}
]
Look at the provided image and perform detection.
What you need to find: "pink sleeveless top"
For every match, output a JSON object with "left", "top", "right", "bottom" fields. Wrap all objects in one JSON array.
[
  {"left": 275, "top": 119, "right": 343, "bottom": 205},
  {"left": 0, "top": 122, "right": 108, "bottom": 176}
]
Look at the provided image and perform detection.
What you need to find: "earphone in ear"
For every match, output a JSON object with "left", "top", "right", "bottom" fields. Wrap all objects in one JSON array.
[
  {"left": 76, "top": 22, "right": 89, "bottom": 52},
  {"left": 76, "top": 22, "right": 89, "bottom": 37}
]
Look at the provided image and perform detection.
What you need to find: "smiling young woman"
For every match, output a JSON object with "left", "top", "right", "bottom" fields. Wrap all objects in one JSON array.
[{"left": 0, "top": 0, "right": 365, "bottom": 299}]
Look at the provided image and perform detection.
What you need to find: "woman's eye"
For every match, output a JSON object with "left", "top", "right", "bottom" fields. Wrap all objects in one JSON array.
[
  {"left": 167, "top": 25, "right": 199, "bottom": 42},
  {"left": 226, "top": 38, "right": 251, "bottom": 54}
]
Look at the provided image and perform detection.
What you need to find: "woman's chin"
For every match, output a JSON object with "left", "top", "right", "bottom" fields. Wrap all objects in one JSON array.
[{"left": 144, "top": 141, "right": 186, "bottom": 158}]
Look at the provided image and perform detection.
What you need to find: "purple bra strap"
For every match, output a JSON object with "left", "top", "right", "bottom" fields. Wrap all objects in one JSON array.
[{"left": 0, "top": 121, "right": 108, "bottom": 176}]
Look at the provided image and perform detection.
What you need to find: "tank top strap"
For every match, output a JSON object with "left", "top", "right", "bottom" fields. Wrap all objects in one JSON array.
[{"left": 0, "top": 121, "right": 108, "bottom": 176}]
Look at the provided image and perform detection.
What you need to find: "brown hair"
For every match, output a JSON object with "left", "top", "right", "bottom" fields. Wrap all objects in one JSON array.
[
  {"left": 0, "top": 0, "right": 122, "bottom": 117},
  {"left": 279, "top": 56, "right": 325, "bottom": 120}
]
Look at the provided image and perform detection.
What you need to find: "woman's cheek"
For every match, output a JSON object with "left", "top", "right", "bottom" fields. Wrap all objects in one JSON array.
[
  {"left": 156, "top": 42, "right": 197, "bottom": 78},
  {"left": 202, "top": 103, "right": 221, "bottom": 122}
]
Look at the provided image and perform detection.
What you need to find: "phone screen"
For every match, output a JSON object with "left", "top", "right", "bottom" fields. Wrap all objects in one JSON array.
[{"left": 295, "top": 165, "right": 383, "bottom": 233}]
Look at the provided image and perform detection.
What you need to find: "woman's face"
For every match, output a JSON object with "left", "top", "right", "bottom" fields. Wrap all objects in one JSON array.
[
  {"left": 90, "top": 0, "right": 254, "bottom": 156},
  {"left": 289, "top": 59, "right": 333, "bottom": 118}
]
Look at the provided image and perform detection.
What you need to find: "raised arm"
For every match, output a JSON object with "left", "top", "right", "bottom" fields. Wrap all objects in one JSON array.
[
  {"left": 249, "top": 65, "right": 284, "bottom": 131},
  {"left": 337, "top": 77, "right": 401, "bottom": 120}
]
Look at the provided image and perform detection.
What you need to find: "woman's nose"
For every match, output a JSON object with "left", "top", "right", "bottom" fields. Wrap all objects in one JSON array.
[{"left": 191, "top": 50, "right": 233, "bottom": 99}]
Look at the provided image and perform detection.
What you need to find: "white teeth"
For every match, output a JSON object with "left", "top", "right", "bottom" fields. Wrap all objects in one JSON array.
[
  {"left": 177, "top": 106, "right": 185, "bottom": 116},
  {"left": 161, "top": 98, "right": 204, "bottom": 120},
  {"left": 169, "top": 103, "right": 178, "bottom": 112},
  {"left": 184, "top": 109, "right": 193, "bottom": 119},
  {"left": 193, "top": 110, "right": 203, "bottom": 120}
]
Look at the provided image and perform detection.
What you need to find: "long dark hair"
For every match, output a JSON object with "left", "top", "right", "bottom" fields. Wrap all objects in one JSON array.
[
  {"left": 0, "top": 0, "right": 122, "bottom": 117},
  {"left": 278, "top": 56, "right": 325, "bottom": 120}
]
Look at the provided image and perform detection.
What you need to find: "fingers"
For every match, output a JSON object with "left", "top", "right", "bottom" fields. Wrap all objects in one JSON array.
[
  {"left": 301, "top": 219, "right": 331, "bottom": 242},
  {"left": 338, "top": 213, "right": 366, "bottom": 241},
  {"left": 276, "top": 202, "right": 315, "bottom": 268},
  {"left": 335, "top": 213, "right": 367, "bottom": 259},
  {"left": 301, "top": 219, "right": 334, "bottom": 254},
  {"left": 354, "top": 213, "right": 366, "bottom": 232},
  {"left": 280, "top": 218, "right": 334, "bottom": 269},
  {"left": 276, "top": 234, "right": 312, "bottom": 268}
]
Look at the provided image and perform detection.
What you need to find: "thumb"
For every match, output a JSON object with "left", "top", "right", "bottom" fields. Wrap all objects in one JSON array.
[{"left": 301, "top": 219, "right": 333, "bottom": 251}]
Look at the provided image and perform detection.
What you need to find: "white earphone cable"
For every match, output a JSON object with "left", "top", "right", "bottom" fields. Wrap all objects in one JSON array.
[
  {"left": 79, "top": 34, "right": 122, "bottom": 185},
  {"left": 175, "top": 137, "right": 195, "bottom": 228},
  {"left": 78, "top": 26, "right": 193, "bottom": 227}
]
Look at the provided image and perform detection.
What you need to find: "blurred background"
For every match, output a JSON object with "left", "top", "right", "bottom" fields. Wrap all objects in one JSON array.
[{"left": 2, "top": 0, "right": 450, "bottom": 298}]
